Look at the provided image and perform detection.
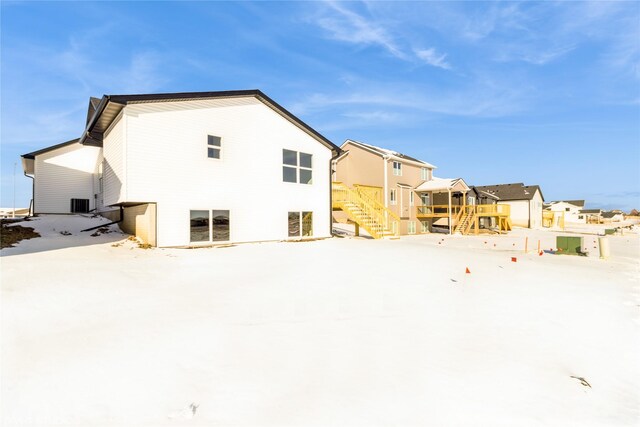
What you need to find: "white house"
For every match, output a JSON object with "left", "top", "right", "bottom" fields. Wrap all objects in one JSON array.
[
  {"left": 22, "top": 90, "right": 341, "bottom": 247},
  {"left": 545, "top": 200, "right": 586, "bottom": 224},
  {"left": 474, "top": 183, "right": 545, "bottom": 228}
]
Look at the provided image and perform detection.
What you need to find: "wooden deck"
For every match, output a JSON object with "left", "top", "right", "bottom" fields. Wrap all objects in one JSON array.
[{"left": 416, "top": 204, "right": 512, "bottom": 234}]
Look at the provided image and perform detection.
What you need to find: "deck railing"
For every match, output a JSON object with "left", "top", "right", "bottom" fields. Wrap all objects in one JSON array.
[{"left": 417, "top": 204, "right": 510, "bottom": 218}]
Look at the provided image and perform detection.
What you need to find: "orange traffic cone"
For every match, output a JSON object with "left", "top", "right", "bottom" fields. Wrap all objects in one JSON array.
[
  {"left": 511, "top": 257, "right": 517, "bottom": 262},
  {"left": 465, "top": 267, "right": 471, "bottom": 274}
]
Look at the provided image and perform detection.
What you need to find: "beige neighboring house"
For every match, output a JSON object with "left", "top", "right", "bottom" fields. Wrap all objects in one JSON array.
[
  {"left": 332, "top": 140, "right": 512, "bottom": 237},
  {"left": 333, "top": 139, "right": 436, "bottom": 236}
]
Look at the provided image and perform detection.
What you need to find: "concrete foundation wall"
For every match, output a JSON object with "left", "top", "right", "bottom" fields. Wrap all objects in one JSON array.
[{"left": 120, "top": 204, "right": 157, "bottom": 246}]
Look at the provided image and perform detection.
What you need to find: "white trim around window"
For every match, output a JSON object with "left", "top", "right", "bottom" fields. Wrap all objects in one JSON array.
[
  {"left": 393, "top": 161, "right": 402, "bottom": 176},
  {"left": 207, "top": 135, "right": 222, "bottom": 160},
  {"left": 390, "top": 189, "right": 397, "bottom": 205}
]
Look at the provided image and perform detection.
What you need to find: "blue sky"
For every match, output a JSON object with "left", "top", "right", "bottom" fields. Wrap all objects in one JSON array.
[{"left": 2, "top": 1, "right": 639, "bottom": 211}]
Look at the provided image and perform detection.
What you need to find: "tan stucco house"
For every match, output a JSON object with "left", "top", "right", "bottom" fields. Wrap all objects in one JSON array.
[{"left": 332, "top": 140, "right": 512, "bottom": 236}]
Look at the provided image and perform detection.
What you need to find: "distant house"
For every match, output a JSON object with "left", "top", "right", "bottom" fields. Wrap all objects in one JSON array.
[
  {"left": 474, "top": 183, "right": 544, "bottom": 228},
  {"left": 22, "top": 90, "right": 341, "bottom": 247},
  {"left": 332, "top": 139, "right": 437, "bottom": 236},
  {"left": 545, "top": 200, "right": 586, "bottom": 224},
  {"left": 602, "top": 211, "right": 625, "bottom": 223},
  {"left": 333, "top": 140, "right": 511, "bottom": 236},
  {"left": 580, "top": 209, "right": 603, "bottom": 224}
]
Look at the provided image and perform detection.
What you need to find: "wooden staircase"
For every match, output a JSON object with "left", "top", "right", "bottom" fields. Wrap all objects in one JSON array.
[
  {"left": 454, "top": 210, "right": 475, "bottom": 234},
  {"left": 332, "top": 182, "right": 399, "bottom": 239}
]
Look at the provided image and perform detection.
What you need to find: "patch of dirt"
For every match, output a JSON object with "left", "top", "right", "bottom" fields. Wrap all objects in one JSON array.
[{"left": 1, "top": 221, "right": 41, "bottom": 249}]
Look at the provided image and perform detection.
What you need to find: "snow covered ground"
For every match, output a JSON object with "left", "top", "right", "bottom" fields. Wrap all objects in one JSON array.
[{"left": 2, "top": 215, "right": 639, "bottom": 426}]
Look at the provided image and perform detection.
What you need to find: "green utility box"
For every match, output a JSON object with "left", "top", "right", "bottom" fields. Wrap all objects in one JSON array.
[
  {"left": 556, "top": 236, "right": 583, "bottom": 255},
  {"left": 604, "top": 229, "right": 616, "bottom": 235}
]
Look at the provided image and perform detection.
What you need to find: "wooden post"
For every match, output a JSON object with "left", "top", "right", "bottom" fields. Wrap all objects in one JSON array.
[
  {"left": 537, "top": 240, "right": 540, "bottom": 253},
  {"left": 355, "top": 222, "right": 360, "bottom": 237},
  {"left": 448, "top": 189, "right": 452, "bottom": 235},
  {"left": 525, "top": 236, "right": 528, "bottom": 253}
]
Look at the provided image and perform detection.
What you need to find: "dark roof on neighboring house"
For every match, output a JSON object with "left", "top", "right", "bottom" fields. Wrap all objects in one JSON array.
[
  {"left": 343, "top": 139, "right": 436, "bottom": 167},
  {"left": 580, "top": 209, "right": 602, "bottom": 214},
  {"left": 469, "top": 186, "right": 500, "bottom": 200},
  {"left": 549, "top": 200, "right": 585, "bottom": 208},
  {"left": 21, "top": 138, "right": 81, "bottom": 159},
  {"left": 474, "top": 183, "right": 544, "bottom": 202},
  {"left": 80, "top": 89, "right": 340, "bottom": 154},
  {"left": 602, "top": 211, "right": 623, "bottom": 218}
]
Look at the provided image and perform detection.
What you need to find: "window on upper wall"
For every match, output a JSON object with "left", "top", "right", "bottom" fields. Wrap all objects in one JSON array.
[
  {"left": 390, "top": 189, "right": 397, "bottom": 205},
  {"left": 420, "top": 194, "right": 430, "bottom": 205},
  {"left": 283, "top": 149, "right": 313, "bottom": 184},
  {"left": 393, "top": 161, "right": 402, "bottom": 176},
  {"left": 421, "top": 167, "right": 430, "bottom": 181},
  {"left": 207, "top": 135, "right": 222, "bottom": 159}
]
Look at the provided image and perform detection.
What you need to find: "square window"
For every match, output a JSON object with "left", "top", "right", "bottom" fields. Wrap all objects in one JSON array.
[
  {"left": 299, "top": 168, "right": 313, "bottom": 184},
  {"left": 283, "top": 166, "right": 297, "bottom": 183},
  {"left": 283, "top": 149, "right": 298, "bottom": 166},
  {"left": 300, "top": 153, "right": 312, "bottom": 168},
  {"left": 208, "top": 147, "right": 221, "bottom": 159},
  {"left": 208, "top": 135, "right": 221, "bottom": 147},
  {"left": 283, "top": 149, "right": 312, "bottom": 185}
]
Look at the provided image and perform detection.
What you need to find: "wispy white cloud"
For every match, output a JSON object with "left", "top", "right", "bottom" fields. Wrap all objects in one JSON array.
[
  {"left": 414, "top": 48, "right": 451, "bottom": 69},
  {"left": 316, "top": 1, "right": 406, "bottom": 59},
  {"left": 313, "top": 1, "right": 452, "bottom": 69}
]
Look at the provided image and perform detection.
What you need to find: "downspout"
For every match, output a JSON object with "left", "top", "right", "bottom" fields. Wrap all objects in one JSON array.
[
  {"left": 448, "top": 189, "right": 452, "bottom": 235},
  {"left": 81, "top": 205, "right": 124, "bottom": 232},
  {"left": 383, "top": 154, "right": 390, "bottom": 230},
  {"left": 383, "top": 155, "right": 390, "bottom": 208},
  {"left": 329, "top": 149, "right": 341, "bottom": 236},
  {"left": 23, "top": 171, "right": 35, "bottom": 217}
]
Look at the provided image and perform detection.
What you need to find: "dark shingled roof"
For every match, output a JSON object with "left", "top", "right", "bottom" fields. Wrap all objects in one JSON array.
[
  {"left": 580, "top": 209, "right": 602, "bottom": 214},
  {"left": 602, "top": 211, "right": 622, "bottom": 218},
  {"left": 474, "top": 183, "right": 544, "bottom": 202}
]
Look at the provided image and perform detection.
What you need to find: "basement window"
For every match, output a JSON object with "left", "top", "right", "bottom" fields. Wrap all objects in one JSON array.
[
  {"left": 190, "top": 209, "right": 230, "bottom": 243},
  {"left": 207, "top": 135, "right": 222, "bottom": 159},
  {"left": 408, "top": 221, "right": 416, "bottom": 234},
  {"left": 288, "top": 211, "right": 313, "bottom": 237},
  {"left": 70, "top": 198, "right": 90, "bottom": 213}
]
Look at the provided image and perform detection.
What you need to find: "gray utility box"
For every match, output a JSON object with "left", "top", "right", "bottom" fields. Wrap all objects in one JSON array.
[{"left": 556, "top": 236, "right": 583, "bottom": 255}]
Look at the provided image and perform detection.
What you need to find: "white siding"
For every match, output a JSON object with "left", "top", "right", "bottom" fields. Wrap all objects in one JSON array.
[
  {"left": 33, "top": 143, "right": 101, "bottom": 214},
  {"left": 529, "top": 190, "right": 543, "bottom": 228},
  {"left": 123, "top": 98, "right": 333, "bottom": 247},
  {"left": 102, "top": 113, "right": 126, "bottom": 206},
  {"left": 499, "top": 200, "right": 530, "bottom": 228}
]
